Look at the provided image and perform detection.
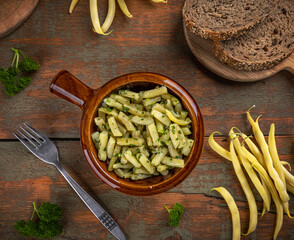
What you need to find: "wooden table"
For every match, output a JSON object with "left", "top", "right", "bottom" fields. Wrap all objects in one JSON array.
[{"left": 0, "top": 1, "right": 293, "bottom": 239}]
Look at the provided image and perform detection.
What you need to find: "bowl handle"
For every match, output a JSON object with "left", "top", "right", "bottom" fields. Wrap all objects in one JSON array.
[{"left": 50, "top": 70, "right": 95, "bottom": 110}]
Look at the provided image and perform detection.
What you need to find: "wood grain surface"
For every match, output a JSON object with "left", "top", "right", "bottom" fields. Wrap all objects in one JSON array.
[
  {"left": 0, "top": 0, "right": 39, "bottom": 38},
  {"left": 1, "top": 137, "right": 294, "bottom": 240},
  {"left": 184, "top": 25, "right": 294, "bottom": 82},
  {"left": 0, "top": 0, "right": 293, "bottom": 239}
]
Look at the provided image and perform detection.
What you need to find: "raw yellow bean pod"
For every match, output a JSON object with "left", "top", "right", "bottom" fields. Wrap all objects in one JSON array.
[
  {"left": 230, "top": 140, "right": 257, "bottom": 235},
  {"left": 281, "top": 161, "right": 291, "bottom": 171},
  {"left": 69, "top": 0, "right": 79, "bottom": 13},
  {"left": 242, "top": 146, "right": 283, "bottom": 240},
  {"left": 208, "top": 132, "right": 232, "bottom": 161},
  {"left": 210, "top": 187, "right": 241, "bottom": 240},
  {"left": 230, "top": 129, "right": 270, "bottom": 215},
  {"left": 268, "top": 123, "right": 293, "bottom": 218},
  {"left": 102, "top": 0, "right": 116, "bottom": 32},
  {"left": 90, "top": 0, "right": 110, "bottom": 35},
  {"left": 247, "top": 109, "right": 289, "bottom": 202},
  {"left": 117, "top": 0, "right": 133, "bottom": 18}
]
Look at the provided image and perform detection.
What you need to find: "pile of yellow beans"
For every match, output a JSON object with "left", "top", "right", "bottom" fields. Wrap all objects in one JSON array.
[
  {"left": 209, "top": 106, "right": 294, "bottom": 240},
  {"left": 69, "top": 0, "right": 167, "bottom": 35}
]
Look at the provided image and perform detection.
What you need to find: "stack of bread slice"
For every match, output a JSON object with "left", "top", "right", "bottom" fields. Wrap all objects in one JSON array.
[{"left": 183, "top": 0, "right": 294, "bottom": 71}]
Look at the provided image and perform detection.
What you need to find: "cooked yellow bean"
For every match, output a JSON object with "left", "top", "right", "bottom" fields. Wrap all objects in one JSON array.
[
  {"left": 131, "top": 116, "right": 154, "bottom": 125},
  {"left": 124, "top": 150, "right": 141, "bottom": 168},
  {"left": 117, "top": 138, "right": 144, "bottom": 146},
  {"left": 151, "top": 109, "right": 171, "bottom": 126},
  {"left": 108, "top": 116, "right": 122, "bottom": 137},
  {"left": 119, "top": 90, "right": 140, "bottom": 100},
  {"left": 108, "top": 145, "right": 122, "bottom": 171},
  {"left": 181, "top": 139, "right": 194, "bottom": 156},
  {"left": 165, "top": 109, "right": 191, "bottom": 126},
  {"left": 142, "top": 96, "right": 161, "bottom": 107},
  {"left": 210, "top": 187, "right": 240, "bottom": 240},
  {"left": 110, "top": 94, "right": 130, "bottom": 105},
  {"left": 118, "top": 111, "right": 136, "bottom": 131},
  {"left": 161, "top": 93, "right": 180, "bottom": 106},
  {"left": 137, "top": 153, "right": 155, "bottom": 174},
  {"left": 98, "top": 131, "right": 108, "bottom": 161},
  {"left": 107, "top": 136, "right": 116, "bottom": 159},
  {"left": 152, "top": 103, "right": 166, "bottom": 113},
  {"left": 161, "top": 156, "right": 184, "bottom": 168},
  {"left": 99, "top": 107, "right": 119, "bottom": 118},
  {"left": 142, "top": 86, "right": 168, "bottom": 99},
  {"left": 230, "top": 140, "right": 257, "bottom": 235}
]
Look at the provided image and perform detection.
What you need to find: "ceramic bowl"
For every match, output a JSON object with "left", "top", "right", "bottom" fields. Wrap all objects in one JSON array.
[{"left": 50, "top": 70, "right": 204, "bottom": 196}]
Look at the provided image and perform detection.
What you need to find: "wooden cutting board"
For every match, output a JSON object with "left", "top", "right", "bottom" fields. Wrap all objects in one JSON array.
[
  {"left": 184, "top": 24, "right": 294, "bottom": 82},
  {"left": 0, "top": 0, "right": 39, "bottom": 39}
]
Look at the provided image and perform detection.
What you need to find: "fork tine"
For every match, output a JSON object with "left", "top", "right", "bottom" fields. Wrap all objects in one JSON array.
[
  {"left": 16, "top": 129, "right": 39, "bottom": 148},
  {"left": 13, "top": 132, "right": 37, "bottom": 150},
  {"left": 23, "top": 123, "right": 49, "bottom": 141},
  {"left": 20, "top": 125, "right": 42, "bottom": 144}
]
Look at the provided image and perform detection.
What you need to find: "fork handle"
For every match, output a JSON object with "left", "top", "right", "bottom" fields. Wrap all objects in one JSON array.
[{"left": 55, "top": 163, "right": 122, "bottom": 239}]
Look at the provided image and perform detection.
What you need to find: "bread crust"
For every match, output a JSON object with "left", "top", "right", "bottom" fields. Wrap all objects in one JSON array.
[
  {"left": 183, "top": 14, "right": 267, "bottom": 41},
  {"left": 182, "top": 0, "right": 276, "bottom": 41},
  {"left": 212, "top": 0, "right": 294, "bottom": 71},
  {"left": 214, "top": 41, "right": 293, "bottom": 71}
]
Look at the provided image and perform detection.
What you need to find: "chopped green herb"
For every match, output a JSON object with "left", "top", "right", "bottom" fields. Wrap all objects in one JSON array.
[
  {"left": 106, "top": 107, "right": 112, "bottom": 112},
  {"left": 122, "top": 105, "right": 130, "bottom": 112},
  {"left": 178, "top": 130, "right": 182, "bottom": 134}
]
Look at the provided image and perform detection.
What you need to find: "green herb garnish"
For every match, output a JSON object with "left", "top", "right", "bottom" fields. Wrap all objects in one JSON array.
[
  {"left": 164, "top": 203, "right": 184, "bottom": 227},
  {"left": 122, "top": 105, "right": 130, "bottom": 112},
  {"left": 0, "top": 48, "right": 40, "bottom": 96},
  {"left": 15, "top": 202, "right": 63, "bottom": 239}
]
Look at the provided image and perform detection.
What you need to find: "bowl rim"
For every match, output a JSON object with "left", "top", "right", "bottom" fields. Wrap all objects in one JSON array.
[{"left": 80, "top": 72, "right": 204, "bottom": 196}]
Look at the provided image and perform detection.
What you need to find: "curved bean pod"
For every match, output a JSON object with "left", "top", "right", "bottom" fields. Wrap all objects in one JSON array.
[
  {"left": 230, "top": 129, "right": 270, "bottom": 215},
  {"left": 69, "top": 0, "right": 79, "bottom": 13},
  {"left": 117, "top": 0, "right": 133, "bottom": 18},
  {"left": 102, "top": 0, "right": 116, "bottom": 32},
  {"left": 230, "top": 140, "right": 257, "bottom": 235},
  {"left": 208, "top": 132, "right": 231, "bottom": 161},
  {"left": 247, "top": 110, "right": 289, "bottom": 202},
  {"left": 210, "top": 187, "right": 241, "bottom": 240}
]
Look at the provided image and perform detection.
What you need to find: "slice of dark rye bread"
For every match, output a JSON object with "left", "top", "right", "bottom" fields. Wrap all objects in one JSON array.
[
  {"left": 214, "top": 0, "right": 294, "bottom": 71},
  {"left": 182, "top": 0, "right": 276, "bottom": 40}
]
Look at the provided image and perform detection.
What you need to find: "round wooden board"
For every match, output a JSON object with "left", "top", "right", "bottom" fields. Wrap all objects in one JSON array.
[
  {"left": 184, "top": 24, "right": 294, "bottom": 82},
  {"left": 0, "top": 0, "right": 39, "bottom": 39}
]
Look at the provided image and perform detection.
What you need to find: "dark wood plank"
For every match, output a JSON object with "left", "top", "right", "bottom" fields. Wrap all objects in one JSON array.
[
  {"left": 1, "top": 136, "right": 293, "bottom": 239},
  {"left": 0, "top": 0, "right": 293, "bottom": 139}
]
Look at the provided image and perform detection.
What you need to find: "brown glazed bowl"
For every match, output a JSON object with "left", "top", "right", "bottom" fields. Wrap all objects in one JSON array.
[{"left": 50, "top": 70, "right": 204, "bottom": 196}]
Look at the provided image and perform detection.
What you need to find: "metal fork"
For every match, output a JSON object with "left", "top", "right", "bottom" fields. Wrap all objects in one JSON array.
[{"left": 13, "top": 123, "right": 126, "bottom": 240}]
